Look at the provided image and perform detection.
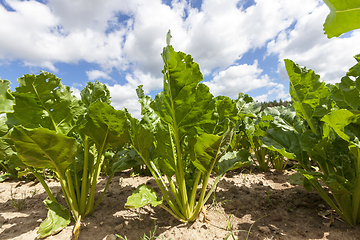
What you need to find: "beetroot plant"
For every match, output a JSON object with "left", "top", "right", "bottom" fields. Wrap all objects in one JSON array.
[
  {"left": 0, "top": 76, "right": 137, "bottom": 238},
  {"left": 124, "top": 31, "right": 251, "bottom": 223}
]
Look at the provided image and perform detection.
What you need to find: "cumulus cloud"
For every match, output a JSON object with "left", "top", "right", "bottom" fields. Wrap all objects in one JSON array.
[
  {"left": 204, "top": 60, "right": 271, "bottom": 98},
  {"left": 86, "top": 70, "right": 112, "bottom": 81},
  {"left": 1, "top": 0, "right": 359, "bottom": 112},
  {"left": 107, "top": 84, "right": 142, "bottom": 118},
  {"left": 267, "top": 3, "right": 360, "bottom": 84}
]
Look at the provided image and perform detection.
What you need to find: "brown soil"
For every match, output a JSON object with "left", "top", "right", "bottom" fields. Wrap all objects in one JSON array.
[{"left": 0, "top": 168, "right": 359, "bottom": 240}]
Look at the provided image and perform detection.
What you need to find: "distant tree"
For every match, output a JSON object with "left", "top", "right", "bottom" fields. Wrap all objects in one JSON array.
[{"left": 258, "top": 99, "right": 292, "bottom": 111}]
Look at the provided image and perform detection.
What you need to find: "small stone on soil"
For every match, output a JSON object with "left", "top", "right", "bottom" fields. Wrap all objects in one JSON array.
[
  {"left": 103, "top": 234, "right": 117, "bottom": 240},
  {"left": 258, "top": 225, "right": 271, "bottom": 234}
]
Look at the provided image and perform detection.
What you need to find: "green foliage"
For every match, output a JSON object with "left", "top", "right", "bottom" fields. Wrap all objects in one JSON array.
[
  {"left": 0, "top": 74, "right": 138, "bottom": 237},
  {"left": 323, "top": 0, "right": 360, "bottom": 38},
  {"left": 262, "top": 56, "right": 360, "bottom": 226},
  {"left": 0, "top": 80, "right": 15, "bottom": 113},
  {"left": 125, "top": 184, "right": 163, "bottom": 209},
  {"left": 37, "top": 200, "right": 71, "bottom": 238},
  {"left": 125, "top": 31, "right": 250, "bottom": 223}
]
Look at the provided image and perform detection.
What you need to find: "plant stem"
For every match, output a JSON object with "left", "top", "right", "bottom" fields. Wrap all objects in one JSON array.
[
  {"left": 29, "top": 168, "right": 57, "bottom": 203},
  {"left": 189, "top": 171, "right": 202, "bottom": 211},
  {"left": 352, "top": 148, "right": 360, "bottom": 225},
  {"left": 167, "top": 175, "right": 183, "bottom": 210},
  {"left": 65, "top": 170, "right": 79, "bottom": 214},
  {"left": 80, "top": 136, "right": 90, "bottom": 215},
  {"left": 85, "top": 149, "right": 104, "bottom": 216}
]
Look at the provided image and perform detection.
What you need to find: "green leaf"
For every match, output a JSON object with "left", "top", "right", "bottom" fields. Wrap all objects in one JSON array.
[
  {"left": 347, "top": 54, "right": 360, "bottom": 77},
  {"left": 285, "top": 59, "right": 331, "bottom": 134},
  {"left": 193, "top": 121, "right": 234, "bottom": 174},
  {"left": 80, "top": 81, "right": 111, "bottom": 108},
  {"left": 6, "top": 126, "right": 77, "bottom": 174},
  {"left": 261, "top": 128, "right": 298, "bottom": 160},
  {"left": 151, "top": 45, "right": 215, "bottom": 140},
  {"left": 136, "top": 85, "right": 160, "bottom": 132},
  {"left": 237, "top": 93, "right": 261, "bottom": 119},
  {"left": 321, "top": 109, "right": 354, "bottom": 141},
  {"left": 7, "top": 72, "right": 85, "bottom": 135},
  {"left": 37, "top": 200, "right": 71, "bottom": 238},
  {"left": 218, "top": 149, "right": 252, "bottom": 175},
  {"left": 288, "top": 172, "right": 305, "bottom": 185},
  {"left": 125, "top": 184, "right": 163, "bottom": 209},
  {"left": 0, "top": 114, "right": 9, "bottom": 137},
  {"left": 331, "top": 57, "right": 360, "bottom": 110},
  {"left": 155, "top": 122, "right": 176, "bottom": 177},
  {"left": 323, "top": 0, "right": 360, "bottom": 38},
  {"left": 80, "top": 101, "right": 130, "bottom": 150},
  {"left": 127, "top": 112, "right": 155, "bottom": 165},
  {"left": 0, "top": 173, "right": 14, "bottom": 182},
  {"left": 111, "top": 148, "right": 141, "bottom": 173},
  {"left": 0, "top": 80, "right": 15, "bottom": 113},
  {"left": 267, "top": 106, "right": 303, "bottom": 133}
]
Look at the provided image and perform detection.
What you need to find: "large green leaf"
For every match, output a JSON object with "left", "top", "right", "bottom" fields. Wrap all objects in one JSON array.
[
  {"left": 79, "top": 101, "right": 130, "bottom": 149},
  {"left": 331, "top": 55, "right": 360, "bottom": 110},
  {"left": 6, "top": 72, "right": 85, "bottom": 135},
  {"left": 265, "top": 106, "right": 303, "bottom": 133},
  {"left": 323, "top": 0, "right": 360, "bottom": 38},
  {"left": 6, "top": 126, "right": 77, "bottom": 174},
  {"left": 111, "top": 148, "right": 141, "bottom": 173},
  {"left": 136, "top": 85, "right": 160, "bottom": 132},
  {"left": 261, "top": 128, "right": 300, "bottom": 161},
  {"left": 237, "top": 93, "right": 261, "bottom": 119},
  {"left": 0, "top": 114, "right": 9, "bottom": 137},
  {"left": 321, "top": 109, "right": 354, "bottom": 141},
  {"left": 193, "top": 121, "right": 234, "bottom": 174},
  {"left": 0, "top": 80, "right": 15, "bottom": 113},
  {"left": 218, "top": 149, "right": 252, "bottom": 175},
  {"left": 125, "top": 184, "right": 163, "bottom": 209},
  {"left": 151, "top": 45, "right": 215, "bottom": 140},
  {"left": 155, "top": 122, "right": 176, "bottom": 177},
  {"left": 285, "top": 59, "right": 331, "bottom": 134},
  {"left": 80, "top": 81, "right": 111, "bottom": 108},
  {"left": 127, "top": 112, "right": 155, "bottom": 165},
  {"left": 37, "top": 200, "right": 71, "bottom": 238}
]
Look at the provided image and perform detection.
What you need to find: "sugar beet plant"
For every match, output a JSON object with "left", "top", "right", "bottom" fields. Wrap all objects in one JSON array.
[
  {"left": 262, "top": 55, "right": 360, "bottom": 226},
  {"left": 0, "top": 77, "right": 138, "bottom": 238},
  {"left": 124, "top": 31, "right": 251, "bottom": 223}
]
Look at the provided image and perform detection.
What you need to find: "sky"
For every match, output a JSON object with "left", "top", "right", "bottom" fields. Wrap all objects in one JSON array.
[{"left": 1, "top": 0, "right": 360, "bottom": 118}]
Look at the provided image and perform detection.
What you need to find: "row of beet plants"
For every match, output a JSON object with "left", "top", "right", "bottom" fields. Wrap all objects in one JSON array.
[
  {"left": 1, "top": 38, "right": 359, "bottom": 240},
  {"left": 0, "top": 32, "right": 256, "bottom": 238},
  {"left": 1, "top": 0, "right": 360, "bottom": 235},
  {"left": 262, "top": 55, "right": 360, "bottom": 227}
]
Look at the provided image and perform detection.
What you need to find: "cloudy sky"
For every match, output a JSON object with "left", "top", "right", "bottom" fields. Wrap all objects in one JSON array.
[{"left": 1, "top": 0, "right": 360, "bottom": 118}]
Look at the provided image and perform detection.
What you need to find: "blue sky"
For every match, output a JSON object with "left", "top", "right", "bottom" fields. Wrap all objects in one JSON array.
[{"left": 1, "top": 0, "right": 360, "bottom": 118}]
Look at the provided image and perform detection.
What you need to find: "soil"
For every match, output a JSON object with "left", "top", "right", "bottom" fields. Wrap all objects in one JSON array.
[{"left": 1, "top": 168, "right": 359, "bottom": 240}]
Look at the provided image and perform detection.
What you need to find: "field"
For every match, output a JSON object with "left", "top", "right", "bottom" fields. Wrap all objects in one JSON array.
[
  {"left": 2, "top": 7, "right": 360, "bottom": 239},
  {"left": 1, "top": 167, "right": 359, "bottom": 240}
]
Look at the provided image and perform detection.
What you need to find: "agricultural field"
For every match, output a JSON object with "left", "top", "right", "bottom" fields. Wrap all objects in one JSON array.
[
  {"left": 1, "top": 1, "right": 360, "bottom": 239},
  {"left": 1, "top": 168, "right": 359, "bottom": 240}
]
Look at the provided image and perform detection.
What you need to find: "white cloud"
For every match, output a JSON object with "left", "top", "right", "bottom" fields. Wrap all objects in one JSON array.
[
  {"left": 105, "top": 69, "right": 161, "bottom": 118},
  {"left": 1, "top": 0, "right": 360, "bottom": 112},
  {"left": 86, "top": 70, "right": 112, "bottom": 81},
  {"left": 70, "top": 86, "right": 81, "bottom": 99},
  {"left": 266, "top": 3, "right": 360, "bottom": 84},
  {"left": 0, "top": 0, "right": 130, "bottom": 71},
  {"left": 204, "top": 60, "right": 272, "bottom": 98},
  {"left": 178, "top": 0, "right": 320, "bottom": 75},
  {"left": 107, "top": 83, "right": 141, "bottom": 118},
  {"left": 253, "top": 82, "right": 289, "bottom": 102}
]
